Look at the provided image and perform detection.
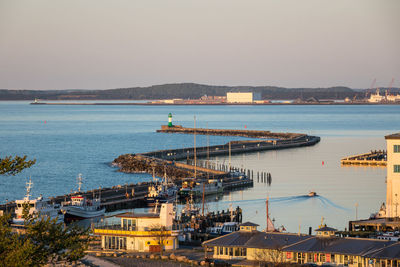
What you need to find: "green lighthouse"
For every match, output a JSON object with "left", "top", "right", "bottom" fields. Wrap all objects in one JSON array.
[{"left": 168, "top": 113, "right": 173, "bottom": 127}]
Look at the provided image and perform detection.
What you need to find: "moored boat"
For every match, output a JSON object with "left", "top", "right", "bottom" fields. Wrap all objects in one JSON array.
[
  {"left": 13, "top": 178, "right": 63, "bottom": 224},
  {"left": 61, "top": 174, "right": 105, "bottom": 222},
  {"left": 178, "top": 179, "right": 223, "bottom": 198},
  {"left": 145, "top": 174, "right": 178, "bottom": 206}
]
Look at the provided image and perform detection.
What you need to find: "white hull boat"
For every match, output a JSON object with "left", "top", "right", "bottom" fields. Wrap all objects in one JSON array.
[
  {"left": 61, "top": 174, "right": 105, "bottom": 222},
  {"left": 12, "top": 178, "right": 63, "bottom": 224}
]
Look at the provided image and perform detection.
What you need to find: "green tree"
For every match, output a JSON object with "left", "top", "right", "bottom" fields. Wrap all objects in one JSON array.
[
  {"left": 0, "top": 155, "right": 36, "bottom": 175},
  {"left": 0, "top": 212, "right": 91, "bottom": 266},
  {"left": 1, "top": 156, "right": 91, "bottom": 266}
]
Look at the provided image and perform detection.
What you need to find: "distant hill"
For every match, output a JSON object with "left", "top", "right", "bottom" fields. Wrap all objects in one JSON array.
[{"left": 1, "top": 83, "right": 399, "bottom": 100}]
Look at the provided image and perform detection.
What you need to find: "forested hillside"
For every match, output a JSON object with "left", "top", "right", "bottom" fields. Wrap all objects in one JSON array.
[{"left": 1, "top": 83, "right": 398, "bottom": 100}]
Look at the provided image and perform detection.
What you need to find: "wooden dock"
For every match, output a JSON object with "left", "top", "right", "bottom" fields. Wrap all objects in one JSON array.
[{"left": 341, "top": 150, "right": 387, "bottom": 166}]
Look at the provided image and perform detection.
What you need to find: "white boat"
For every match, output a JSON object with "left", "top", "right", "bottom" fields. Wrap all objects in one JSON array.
[
  {"left": 179, "top": 179, "right": 223, "bottom": 198},
  {"left": 13, "top": 178, "right": 63, "bottom": 224},
  {"left": 61, "top": 174, "right": 105, "bottom": 221},
  {"left": 145, "top": 173, "right": 178, "bottom": 206}
]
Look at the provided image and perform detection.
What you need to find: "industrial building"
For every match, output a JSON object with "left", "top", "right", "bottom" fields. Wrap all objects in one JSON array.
[{"left": 226, "top": 92, "right": 262, "bottom": 103}]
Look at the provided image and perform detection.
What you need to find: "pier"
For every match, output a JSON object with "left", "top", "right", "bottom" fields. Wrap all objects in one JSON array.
[
  {"left": 1, "top": 125, "right": 320, "bottom": 216},
  {"left": 0, "top": 182, "right": 151, "bottom": 213},
  {"left": 341, "top": 150, "right": 387, "bottom": 166}
]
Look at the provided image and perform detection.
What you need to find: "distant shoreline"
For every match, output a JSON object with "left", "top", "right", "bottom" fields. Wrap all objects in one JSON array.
[{"left": 29, "top": 102, "right": 400, "bottom": 106}]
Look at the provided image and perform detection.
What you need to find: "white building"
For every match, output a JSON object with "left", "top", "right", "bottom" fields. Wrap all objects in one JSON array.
[
  {"left": 94, "top": 203, "right": 179, "bottom": 252},
  {"left": 226, "top": 92, "right": 261, "bottom": 103},
  {"left": 385, "top": 133, "right": 400, "bottom": 218}
]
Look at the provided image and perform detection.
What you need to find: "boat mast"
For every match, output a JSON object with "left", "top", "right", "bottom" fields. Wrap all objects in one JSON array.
[
  {"left": 77, "top": 173, "right": 83, "bottom": 192},
  {"left": 228, "top": 141, "right": 231, "bottom": 172},
  {"left": 202, "top": 122, "right": 209, "bottom": 216},
  {"left": 194, "top": 115, "right": 197, "bottom": 179},
  {"left": 24, "top": 178, "right": 33, "bottom": 201},
  {"left": 266, "top": 196, "right": 269, "bottom": 232}
]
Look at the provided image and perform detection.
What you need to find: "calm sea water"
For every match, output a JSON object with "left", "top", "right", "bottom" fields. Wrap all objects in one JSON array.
[{"left": 1, "top": 101, "right": 400, "bottom": 232}]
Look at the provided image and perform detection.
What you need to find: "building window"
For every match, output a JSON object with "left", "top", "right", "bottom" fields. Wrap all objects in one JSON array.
[
  {"left": 395, "top": 145, "right": 400, "bottom": 153},
  {"left": 225, "top": 247, "right": 228, "bottom": 255},
  {"left": 104, "top": 236, "right": 126, "bottom": 250},
  {"left": 219, "top": 247, "right": 223, "bottom": 255},
  {"left": 394, "top": 165, "right": 400, "bottom": 173},
  {"left": 234, "top": 248, "right": 239, "bottom": 256}
]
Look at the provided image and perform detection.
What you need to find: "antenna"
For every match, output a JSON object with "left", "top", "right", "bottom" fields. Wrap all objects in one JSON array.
[
  {"left": 25, "top": 177, "right": 33, "bottom": 201},
  {"left": 77, "top": 173, "right": 83, "bottom": 192}
]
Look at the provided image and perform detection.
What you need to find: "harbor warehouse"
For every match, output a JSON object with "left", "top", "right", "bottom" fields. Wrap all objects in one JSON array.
[{"left": 226, "top": 92, "right": 261, "bottom": 103}]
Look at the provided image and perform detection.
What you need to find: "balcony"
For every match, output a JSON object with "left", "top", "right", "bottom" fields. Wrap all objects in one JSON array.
[{"left": 93, "top": 223, "right": 181, "bottom": 237}]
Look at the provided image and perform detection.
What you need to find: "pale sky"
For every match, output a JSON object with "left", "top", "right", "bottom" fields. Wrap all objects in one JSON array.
[{"left": 0, "top": 0, "right": 399, "bottom": 90}]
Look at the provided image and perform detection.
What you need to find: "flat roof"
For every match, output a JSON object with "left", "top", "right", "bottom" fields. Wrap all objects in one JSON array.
[
  {"left": 116, "top": 212, "right": 159, "bottom": 219},
  {"left": 315, "top": 226, "right": 337, "bottom": 232},
  {"left": 385, "top": 133, "right": 400, "bottom": 140},
  {"left": 240, "top": 222, "right": 259, "bottom": 227}
]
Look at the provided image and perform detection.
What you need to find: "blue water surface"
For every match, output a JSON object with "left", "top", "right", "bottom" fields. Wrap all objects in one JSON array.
[{"left": 1, "top": 102, "right": 399, "bottom": 231}]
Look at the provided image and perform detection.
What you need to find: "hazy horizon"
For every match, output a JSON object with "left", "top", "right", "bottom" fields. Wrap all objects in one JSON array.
[{"left": 1, "top": 0, "right": 399, "bottom": 90}]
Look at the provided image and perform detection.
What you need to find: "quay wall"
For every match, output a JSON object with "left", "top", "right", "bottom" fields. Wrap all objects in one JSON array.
[{"left": 142, "top": 135, "right": 320, "bottom": 161}]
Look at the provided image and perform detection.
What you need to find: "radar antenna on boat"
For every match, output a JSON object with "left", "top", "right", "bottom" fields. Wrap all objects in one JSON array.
[{"left": 24, "top": 178, "right": 33, "bottom": 201}]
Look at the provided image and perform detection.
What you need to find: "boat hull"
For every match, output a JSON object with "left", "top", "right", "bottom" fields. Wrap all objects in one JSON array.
[{"left": 62, "top": 206, "right": 105, "bottom": 221}]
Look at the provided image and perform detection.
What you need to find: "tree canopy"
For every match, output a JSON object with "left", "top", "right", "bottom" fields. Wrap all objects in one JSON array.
[
  {"left": 0, "top": 155, "right": 36, "bottom": 175},
  {"left": 0, "top": 212, "right": 91, "bottom": 266}
]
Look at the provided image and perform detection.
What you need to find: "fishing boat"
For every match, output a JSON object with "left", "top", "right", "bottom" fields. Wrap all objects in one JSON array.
[
  {"left": 13, "top": 178, "right": 63, "bottom": 224},
  {"left": 178, "top": 179, "right": 223, "bottom": 198},
  {"left": 61, "top": 174, "right": 105, "bottom": 221},
  {"left": 308, "top": 191, "right": 317, "bottom": 197},
  {"left": 145, "top": 176, "right": 178, "bottom": 206}
]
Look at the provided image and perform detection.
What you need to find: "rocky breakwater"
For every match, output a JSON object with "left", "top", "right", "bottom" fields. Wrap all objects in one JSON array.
[
  {"left": 157, "top": 125, "right": 304, "bottom": 139},
  {"left": 112, "top": 154, "right": 201, "bottom": 181}
]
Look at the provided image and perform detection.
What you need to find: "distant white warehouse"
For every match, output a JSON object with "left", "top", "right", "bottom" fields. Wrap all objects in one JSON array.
[{"left": 226, "top": 92, "right": 262, "bottom": 103}]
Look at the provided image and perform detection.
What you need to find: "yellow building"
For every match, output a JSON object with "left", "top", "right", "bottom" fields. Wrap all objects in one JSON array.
[
  {"left": 386, "top": 133, "right": 400, "bottom": 218},
  {"left": 94, "top": 203, "right": 179, "bottom": 252}
]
